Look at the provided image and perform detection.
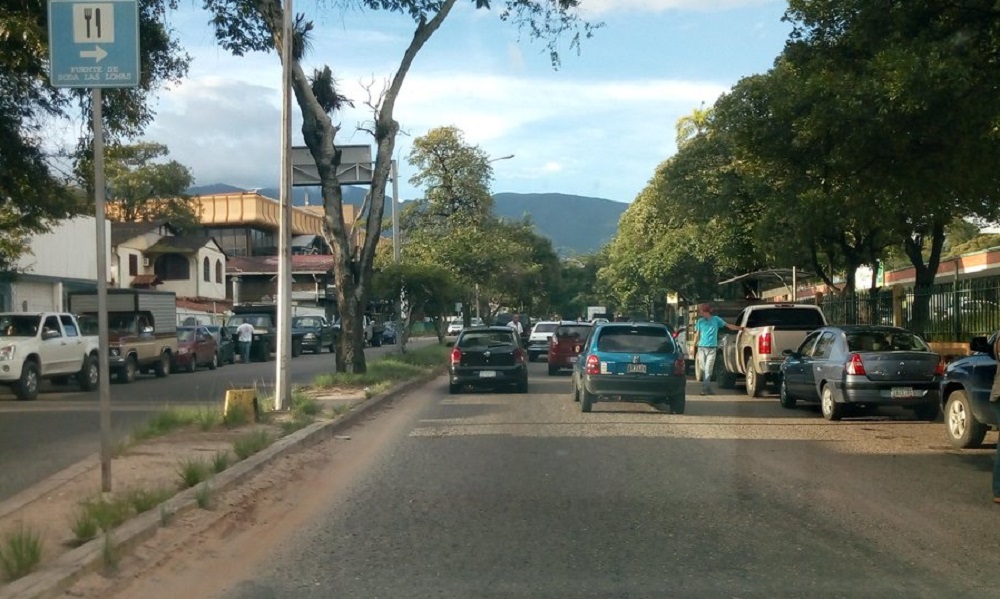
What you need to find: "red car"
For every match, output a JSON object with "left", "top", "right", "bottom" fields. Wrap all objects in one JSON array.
[
  {"left": 547, "top": 322, "right": 593, "bottom": 375},
  {"left": 173, "top": 326, "right": 219, "bottom": 372}
]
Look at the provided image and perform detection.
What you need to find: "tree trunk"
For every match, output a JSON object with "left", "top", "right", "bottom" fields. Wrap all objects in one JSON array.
[{"left": 902, "top": 219, "right": 947, "bottom": 337}]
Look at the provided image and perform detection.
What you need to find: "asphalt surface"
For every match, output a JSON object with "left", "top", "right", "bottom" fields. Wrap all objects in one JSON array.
[
  {"left": 214, "top": 361, "right": 1000, "bottom": 599},
  {"left": 0, "top": 340, "right": 420, "bottom": 501}
]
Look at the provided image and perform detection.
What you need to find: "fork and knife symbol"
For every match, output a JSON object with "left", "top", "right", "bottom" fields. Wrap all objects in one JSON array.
[{"left": 83, "top": 6, "right": 103, "bottom": 38}]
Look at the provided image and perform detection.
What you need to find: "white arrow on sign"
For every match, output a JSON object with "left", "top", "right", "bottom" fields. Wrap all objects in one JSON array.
[{"left": 79, "top": 46, "right": 108, "bottom": 62}]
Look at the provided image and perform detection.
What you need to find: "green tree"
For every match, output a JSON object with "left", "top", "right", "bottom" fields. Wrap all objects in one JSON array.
[
  {"left": 100, "top": 142, "right": 198, "bottom": 230},
  {"left": 0, "top": 1, "right": 190, "bottom": 270},
  {"left": 408, "top": 126, "right": 494, "bottom": 225},
  {"left": 203, "top": 0, "right": 598, "bottom": 373},
  {"left": 372, "top": 262, "right": 462, "bottom": 345}
]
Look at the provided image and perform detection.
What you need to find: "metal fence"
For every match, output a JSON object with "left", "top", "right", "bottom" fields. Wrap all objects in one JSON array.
[{"left": 816, "top": 276, "right": 1000, "bottom": 342}]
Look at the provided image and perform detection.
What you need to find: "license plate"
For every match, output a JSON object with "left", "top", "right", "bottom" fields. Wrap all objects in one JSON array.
[
  {"left": 479, "top": 370, "right": 497, "bottom": 378},
  {"left": 568, "top": 356, "right": 577, "bottom": 363},
  {"left": 890, "top": 387, "right": 915, "bottom": 398},
  {"left": 626, "top": 364, "right": 647, "bottom": 374}
]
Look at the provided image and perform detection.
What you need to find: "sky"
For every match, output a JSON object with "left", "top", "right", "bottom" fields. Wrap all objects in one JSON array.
[{"left": 141, "top": 0, "right": 793, "bottom": 204}]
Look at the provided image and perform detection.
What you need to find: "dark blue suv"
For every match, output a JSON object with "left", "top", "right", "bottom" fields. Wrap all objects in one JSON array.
[{"left": 940, "top": 334, "right": 1000, "bottom": 448}]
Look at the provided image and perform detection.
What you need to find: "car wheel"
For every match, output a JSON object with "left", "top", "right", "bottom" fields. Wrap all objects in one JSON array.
[
  {"left": 820, "top": 384, "right": 843, "bottom": 421},
  {"left": 945, "top": 390, "right": 988, "bottom": 448},
  {"left": 779, "top": 378, "right": 797, "bottom": 409},
  {"left": 154, "top": 353, "right": 170, "bottom": 378},
  {"left": 14, "top": 360, "right": 40, "bottom": 401},
  {"left": 670, "top": 394, "right": 686, "bottom": 415},
  {"left": 572, "top": 377, "right": 580, "bottom": 402},
  {"left": 117, "top": 356, "right": 138, "bottom": 384},
  {"left": 715, "top": 355, "right": 736, "bottom": 389},
  {"left": 745, "top": 360, "right": 763, "bottom": 398},
  {"left": 208, "top": 352, "right": 218, "bottom": 370},
  {"left": 580, "top": 386, "right": 595, "bottom": 413},
  {"left": 187, "top": 354, "right": 197, "bottom": 373},
  {"left": 78, "top": 355, "right": 99, "bottom": 391}
]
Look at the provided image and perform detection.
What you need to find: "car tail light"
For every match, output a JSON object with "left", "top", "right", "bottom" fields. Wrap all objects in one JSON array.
[
  {"left": 845, "top": 353, "right": 866, "bottom": 376},
  {"left": 758, "top": 332, "right": 772, "bottom": 356},
  {"left": 450, "top": 347, "right": 462, "bottom": 365},
  {"left": 513, "top": 348, "right": 525, "bottom": 364},
  {"left": 934, "top": 359, "right": 945, "bottom": 376},
  {"left": 585, "top": 354, "right": 600, "bottom": 375},
  {"left": 673, "top": 357, "right": 685, "bottom": 376}
]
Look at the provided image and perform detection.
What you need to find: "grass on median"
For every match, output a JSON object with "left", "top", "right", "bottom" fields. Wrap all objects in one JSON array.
[
  {"left": 312, "top": 343, "right": 450, "bottom": 390},
  {"left": 232, "top": 430, "right": 273, "bottom": 460},
  {"left": 0, "top": 524, "right": 43, "bottom": 581}
]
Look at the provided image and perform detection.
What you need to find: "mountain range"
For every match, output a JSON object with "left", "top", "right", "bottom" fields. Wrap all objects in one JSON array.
[{"left": 187, "top": 184, "right": 627, "bottom": 255}]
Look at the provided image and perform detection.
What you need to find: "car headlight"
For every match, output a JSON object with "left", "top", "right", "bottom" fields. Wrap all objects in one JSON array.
[
  {"left": 177, "top": 347, "right": 189, "bottom": 355},
  {"left": 109, "top": 347, "right": 121, "bottom": 357},
  {"left": 0, "top": 344, "right": 15, "bottom": 362}
]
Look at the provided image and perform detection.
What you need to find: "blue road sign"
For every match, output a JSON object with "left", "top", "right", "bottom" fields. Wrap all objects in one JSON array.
[{"left": 48, "top": 0, "right": 139, "bottom": 88}]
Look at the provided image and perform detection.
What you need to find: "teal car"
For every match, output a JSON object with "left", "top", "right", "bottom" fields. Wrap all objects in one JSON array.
[{"left": 571, "top": 322, "right": 687, "bottom": 414}]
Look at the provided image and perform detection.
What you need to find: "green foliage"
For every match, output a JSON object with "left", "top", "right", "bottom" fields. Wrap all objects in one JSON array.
[
  {"left": 72, "top": 495, "right": 133, "bottom": 542},
  {"left": 212, "top": 451, "right": 230, "bottom": 474},
  {"left": 102, "top": 531, "right": 119, "bottom": 573},
  {"left": 195, "top": 482, "right": 213, "bottom": 510},
  {"left": 0, "top": 524, "right": 43, "bottom": 581},
  {"left": 232, "top": 430, "right": 273, "bottom": 460},
  {"left": 101, "top": 142, "right": 198, "bottom": 230},
  {"left": 408, "top": 126, "right": 495, "bottom": 224},
  {"left": 135, "top": 407, "right": 219, "bottom": 440},
  {"left": 71, "top": 510, "right": 99, "bottom": 544},
  {"left": 223, "top": 401, "right": 253, "bottom": 428},
  {"left": 127, "top": 486, "right": 174, "bottom": 514},
  {"left": 943, "top": 234, "right": 1000, "bottom": 261},
  {"left": 291, "top": 391, "right": 320, "bottom": 417},
  {"left": 177, "top": 457, "right": 211, "bottom": 488}
]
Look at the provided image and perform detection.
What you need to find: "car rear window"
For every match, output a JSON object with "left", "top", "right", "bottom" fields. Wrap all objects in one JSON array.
[
  {"left": 534, "top": 323, "right": 558, "bottom": 333},
  {"left": 596, "top": 326, "right": 675, "bottom": 353},
  {"left": 846, "top": 330, "right": 929, "bottom": 352},
  {"left": 458, "top": 331, "right": 517, "bottom": 348},
  {"left": 555, "top": 325, "right": 591, "bottom": 338},
  {"left": 746, "top": 308, "right": 826, "bottom": 328}
]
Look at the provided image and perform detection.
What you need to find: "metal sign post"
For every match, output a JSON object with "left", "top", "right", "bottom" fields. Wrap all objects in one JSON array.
[
  {"left": 276, "top": 0, "right": 294, "bottom": 411},
  {"left": 49, "top": 0, "right": 140, "bottom": 493}
]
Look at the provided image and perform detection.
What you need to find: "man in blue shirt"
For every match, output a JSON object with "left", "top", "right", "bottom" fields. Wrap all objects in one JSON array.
[{"left": 692, "top": 303, "right": 743, "bottom": 395}]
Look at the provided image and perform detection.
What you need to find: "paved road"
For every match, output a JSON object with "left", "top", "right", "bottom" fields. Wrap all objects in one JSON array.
[
  {"left": 0, "top": 340, "right": 427, "bottom": 501},
  {"left": 205, "top": 361, "right": 1000, "bottom": 598}
]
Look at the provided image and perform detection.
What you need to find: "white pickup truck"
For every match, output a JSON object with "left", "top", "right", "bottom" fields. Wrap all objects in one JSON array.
[
  {"left": 0, "top": 312, "right": 101, "bottom": 401},
  {"left": 719, "top": 304, "right": 828, "bottom": 397}
]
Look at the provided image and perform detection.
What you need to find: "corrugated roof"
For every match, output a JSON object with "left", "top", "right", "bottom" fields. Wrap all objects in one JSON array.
[
  {"left": 146, "top": 236, "right": 224, "bottom": 254},
  {"left": 110, "top": 221, "right": 176, "bottom": 246}
]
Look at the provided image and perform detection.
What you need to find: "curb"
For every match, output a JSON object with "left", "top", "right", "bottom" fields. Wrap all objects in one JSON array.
[{"left": 0, "top": 367, "right": 444, "bottom": 599}]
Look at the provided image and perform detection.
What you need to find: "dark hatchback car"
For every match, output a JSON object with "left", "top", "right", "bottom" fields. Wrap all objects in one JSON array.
[
  {"left": 547, "top": 321, "right": 592, "bottom": 375},
  {"left": 939, "top": 333, "right": 1000, "bottom": 448},
  {"left": 204, "top": 324, "right": 236, "bottom": 366},
  {"left": 449, "top": 326, "right": 528, "bottom": 394},
  {"left": 571, "top": 322, "right": 686, "bottom": 414},
  {"left": 291, "top": 315, "right": 336, "bottom": 353},
  {"left": 780, "top": 325, "right": 942, "bottom": 421}
]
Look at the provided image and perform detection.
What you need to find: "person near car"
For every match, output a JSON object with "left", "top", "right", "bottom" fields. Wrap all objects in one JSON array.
[
  {"left": 236, "top": 321, "right": 255, "bottom": 363},
  {"left": 989, "top": 334, "right": 1000, "bottom": 504},
  {"left": 507, "top": 314, "right": 523, "bottom": 336},
  {"left": 691, "top": 303, "right": 744, "bottom": 395}
]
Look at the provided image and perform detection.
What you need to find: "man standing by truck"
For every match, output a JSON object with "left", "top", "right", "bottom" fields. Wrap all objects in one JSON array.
[
  {"left": 236, "top": 321, "right": 255, "bottom": 363},
  {"left": 692, "top": 303, "right": 744, "bottom": 395}
]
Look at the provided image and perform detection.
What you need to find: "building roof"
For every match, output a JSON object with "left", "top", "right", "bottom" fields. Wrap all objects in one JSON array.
[
  {"left": 110, "top": 221, "right": 177, "bottom": 246},
  {"left": 146, "top": 236, "right": 225, "bottom": 255},
  {"left": 227, "top": 255, "right": 336, "bottom": 275}
]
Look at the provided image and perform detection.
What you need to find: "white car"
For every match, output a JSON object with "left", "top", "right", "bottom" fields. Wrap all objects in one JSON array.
[
  {"left": 526, "top": 320, "right": 560, "bottom": 362},
  {"left": 446, "top": 317, "right": 463, "bottom": 336}
]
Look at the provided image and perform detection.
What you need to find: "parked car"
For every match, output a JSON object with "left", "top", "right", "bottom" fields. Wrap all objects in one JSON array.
[
  {"left": 291, "top": 315, "right": 336, "bottom": 353},
  {"left": 382, "top": 321, "right": 399, "bottom": 345},
  {"left": 547, "top": 321, "right": 593, "bottom": 375},
  {"left": 939, "top": 333, "right": 1000, "bottom": 448},
  {"left": 173, "top": 326, "right": 219, "bottom": 372},
  {"left": 203, "top": 324, "right": 236, "bottom": 366},
  {"left": 446, "top": 317, "right": 463, "bottom": 336},
  {"left": 779, "top": 325, "right": 942, "bottom": 421},
  {"left": 449, "top": 326, "right": 528, "bottom": 394},
  {"left": 571, "top": 322, "right": 686, "bottom": 414},
  {"left": 526, "top": 320, "right": 559, "bottom": 362}
]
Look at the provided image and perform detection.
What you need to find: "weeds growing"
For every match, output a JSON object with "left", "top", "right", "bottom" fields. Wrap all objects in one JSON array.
[
  {"left": 177, "top": 457, "right": 210, "bottom": 488},
  {"left": 0, "top": 524, "right": 43, "bottom": 581},
  {"left": 232, "top": 430, "right": 272, "bottom": 460},
  {"left": 212, "top": 450, "right": 230, "bottom": 473},
  {"left": 195, "top": 482, "right": 213, "bottom": 510}
]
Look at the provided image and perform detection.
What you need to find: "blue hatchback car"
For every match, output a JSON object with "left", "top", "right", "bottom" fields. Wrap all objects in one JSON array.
[
  {"left": 571, "top": 322, "right": 687, "bottom": 414},
  {"left": 940, "top": 333, "right": 1000, "bottom": 448}
]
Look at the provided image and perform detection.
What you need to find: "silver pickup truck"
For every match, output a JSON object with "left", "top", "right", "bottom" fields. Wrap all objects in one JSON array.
[{"left": 719, "top": 304, "right": 828, "bottom": 397}]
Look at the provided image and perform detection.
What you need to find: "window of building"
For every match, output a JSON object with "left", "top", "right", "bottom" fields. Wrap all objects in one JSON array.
[
  {"left": 203, "top": 257, "right": 211, "bottom": 282},
  {"left": 215, "top": 259, "right": 223, "bottom": 284},
  {"left": 128, "top": 254, "right": 138, "bottom": 276},
  {"left": 155, "top": 254, "right": 190, "bottom": 281}
]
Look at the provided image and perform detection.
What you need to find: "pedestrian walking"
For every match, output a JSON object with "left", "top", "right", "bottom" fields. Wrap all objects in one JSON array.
[
  {"left": 507, "top": 314, "right": 523, "bottom": 336},
  {"left": 236, "top": 321, "right": 255, "bottom": 363},
  {"left": 691, "top": 303, "right": 743, "bottom": 395},
  {"left": 989, "top": 333, "right": 1000, "bottom": 504}
]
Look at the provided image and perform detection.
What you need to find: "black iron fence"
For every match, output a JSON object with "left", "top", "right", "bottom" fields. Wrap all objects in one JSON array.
[{"left": 814, "top": 275, "right": 1000, "bottom": 342}]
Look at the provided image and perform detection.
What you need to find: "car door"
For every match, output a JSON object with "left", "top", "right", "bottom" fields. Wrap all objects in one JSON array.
[
  {"left": 806, "top": 330, "right": 838, "bottom": 400},
  {"left": 784, "top": 330, "right": 821, "bottom": 397},
  {"left": 40, "top": 314, "right": 74, "bottom": 374},
  {"left": 195, "top": 327, "right": 215, "bottom": 364},
  {"left": 59, "top": 314, "right": 86, "bottom": 372}
]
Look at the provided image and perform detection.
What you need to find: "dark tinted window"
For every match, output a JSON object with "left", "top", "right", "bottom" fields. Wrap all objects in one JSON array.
[
  {"left": 746, "top": 308, "right": 825, "bottom": 328},
  {"left": 813, "top": 332, "right": 837, "bottom": 359},
  {"left": 596, "top": 326, "right": 675, "bottom": 354},
  {"left": 458, "top": 330, "right": 517, "bottom": 348},
  {"left": 0, "top": 315, "right": 40, "bottom": 337},
  {"left": 846, "top": 330, "right": 929, "bottom": 352},
  {"left": 555, "top": 325, "right": 592, "bottom": 338}
]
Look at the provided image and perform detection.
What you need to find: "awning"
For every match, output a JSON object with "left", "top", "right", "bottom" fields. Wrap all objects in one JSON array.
[{"left": 130, "top": 274, "right": 162, "bottom": 288}]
